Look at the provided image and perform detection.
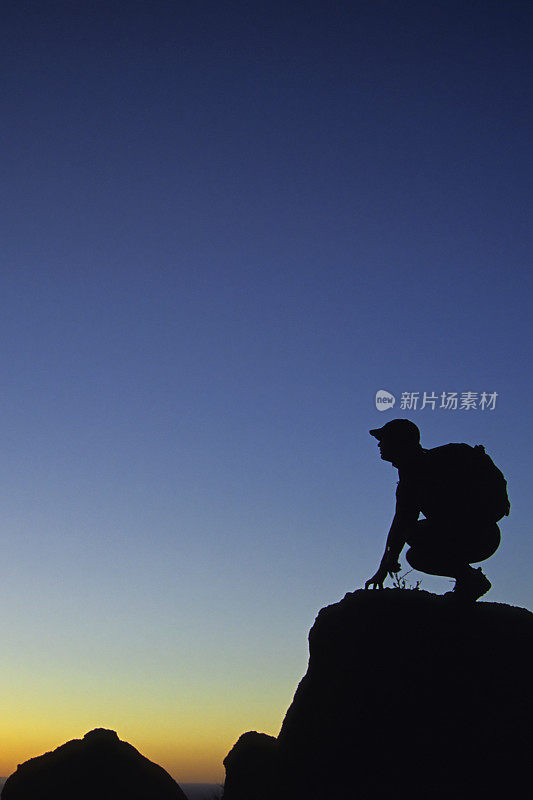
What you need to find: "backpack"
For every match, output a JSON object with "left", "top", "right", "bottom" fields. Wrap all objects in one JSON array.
[{"left": 423, "top": 443, "right": 511, "bottom": 522}]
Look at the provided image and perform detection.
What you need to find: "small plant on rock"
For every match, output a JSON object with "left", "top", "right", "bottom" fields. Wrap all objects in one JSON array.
[{"left": 391, "top": 569, "right": 421, "bottom": 590}]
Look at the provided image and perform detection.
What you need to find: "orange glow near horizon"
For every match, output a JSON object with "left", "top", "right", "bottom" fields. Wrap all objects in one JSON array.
[
  {"left": 0, "top": 725, "right": 234, "bottom": 784},
  {"left": 0, "top": 617, "right": 300, "bottom": 784},
  {"left": 0, "top": 691, "right": 289, "bottom": 784}
]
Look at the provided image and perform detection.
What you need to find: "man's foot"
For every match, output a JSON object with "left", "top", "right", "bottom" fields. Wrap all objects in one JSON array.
[{"left": 444, "top": 568, "right": 491, "bottom": 602}]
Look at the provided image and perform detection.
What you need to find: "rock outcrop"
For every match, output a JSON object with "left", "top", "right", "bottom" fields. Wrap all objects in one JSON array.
[
  {"left": 223, "top": 732, "right": 278, "bottom": 800},
  {"left": 1, "top": 728, "right": 187, "bottom": 800},
  {"left": 223, "top": 589, "right": 532, "bottom": 799}
]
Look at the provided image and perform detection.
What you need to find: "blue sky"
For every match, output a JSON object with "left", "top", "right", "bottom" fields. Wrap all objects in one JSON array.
[{"left": 0, "top": 0, "right": 531, "bottom": 783}]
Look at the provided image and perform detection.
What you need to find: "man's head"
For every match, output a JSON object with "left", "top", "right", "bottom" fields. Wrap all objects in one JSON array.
[{"left": 369, "top": 419, "right": 421, "bottom": 466}]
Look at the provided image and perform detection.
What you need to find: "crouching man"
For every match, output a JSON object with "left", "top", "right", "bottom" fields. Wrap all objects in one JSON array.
[{"left": 364, "top": 419, "right": 509, "bottom": 602}]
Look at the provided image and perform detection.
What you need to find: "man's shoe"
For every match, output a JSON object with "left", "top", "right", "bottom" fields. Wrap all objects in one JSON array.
[{"left": 445, "top": 568, "right": 491, "bottom": 602}]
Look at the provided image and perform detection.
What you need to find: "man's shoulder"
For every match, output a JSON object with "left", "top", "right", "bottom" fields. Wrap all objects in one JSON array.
[
  {"left": 398, "top": 444, "right": 470, "bottom": 479},
  {"left": 410, "top": 444, "right": 478, "bottom": 485},
  {"left": 424, "top": 443, "right": 473, "bottom": 459}
]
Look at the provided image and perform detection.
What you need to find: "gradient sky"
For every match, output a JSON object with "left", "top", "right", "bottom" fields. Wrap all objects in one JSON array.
[{"left": 1, "top": 0, "right": 532, "bottom": 784}]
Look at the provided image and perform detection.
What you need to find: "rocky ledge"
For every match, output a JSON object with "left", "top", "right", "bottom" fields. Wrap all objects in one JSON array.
[{"left": 223, "top": 589, "right": 532, "bottom": 800}]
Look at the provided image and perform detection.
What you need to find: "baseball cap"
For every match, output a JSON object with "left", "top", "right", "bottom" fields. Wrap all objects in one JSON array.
[{"left": 369, "top": 419, "right": 420, "bottom": 443}]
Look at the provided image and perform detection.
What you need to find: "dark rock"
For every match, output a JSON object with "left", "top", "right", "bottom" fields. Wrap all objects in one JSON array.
[
  {"left": 1, "top": 728, "right": 187, "bottom": 800},
  {"left": 223, "top": 732, "right": 278, "bottom": 800},
  {"left": 223, "top": 590, "right": 532, "bottom": 799}
]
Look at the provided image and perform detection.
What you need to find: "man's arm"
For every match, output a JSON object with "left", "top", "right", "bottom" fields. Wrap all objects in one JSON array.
[{"left": 364, "top": 497, "right": 419, "bottom": 590}]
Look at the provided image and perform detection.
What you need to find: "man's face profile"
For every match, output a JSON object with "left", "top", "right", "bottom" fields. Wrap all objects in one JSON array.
[
  {"left": 377, "top": 436, "right": 408, "bottom": 466},
  {"left": 377, "top": 436, "right": 395, "bottom": 463}
]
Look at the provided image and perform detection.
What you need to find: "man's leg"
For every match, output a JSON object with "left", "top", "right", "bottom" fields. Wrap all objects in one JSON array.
[
  {"left": 405, "top": 518, "right": 500, "bottom": 598},
  {"left": 404, "top": 519, "right": 464, "bottom": 578}
]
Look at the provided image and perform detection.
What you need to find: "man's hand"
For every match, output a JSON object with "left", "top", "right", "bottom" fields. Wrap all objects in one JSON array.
[
  {"left": 364, "top": 564, "right": 388, "bottom": 590},
  {"left": 364, "top": 554, "right": 402, "bottom": 590}
]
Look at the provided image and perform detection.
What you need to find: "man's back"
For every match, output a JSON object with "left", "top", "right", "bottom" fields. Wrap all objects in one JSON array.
[{"left": 397, "top": 443, "right": 510, "bottom": 523}]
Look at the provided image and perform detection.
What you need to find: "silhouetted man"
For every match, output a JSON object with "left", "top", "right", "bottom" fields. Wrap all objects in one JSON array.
[{"left": 364, "top": 419, "right": 508, "bottom": 601}]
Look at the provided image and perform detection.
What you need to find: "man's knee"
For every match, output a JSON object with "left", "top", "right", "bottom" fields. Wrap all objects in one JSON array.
[{"left": 405, "top": 545, "right": 461, "bottom": 578}]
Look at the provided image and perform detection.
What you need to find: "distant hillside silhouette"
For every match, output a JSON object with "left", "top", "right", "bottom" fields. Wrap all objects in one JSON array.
[
  {"left": 1, "top": 728, "right": 187, "bottom": 800},
  {"left": 223, "top": 589, "right": 532, "bottom": 800}
]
